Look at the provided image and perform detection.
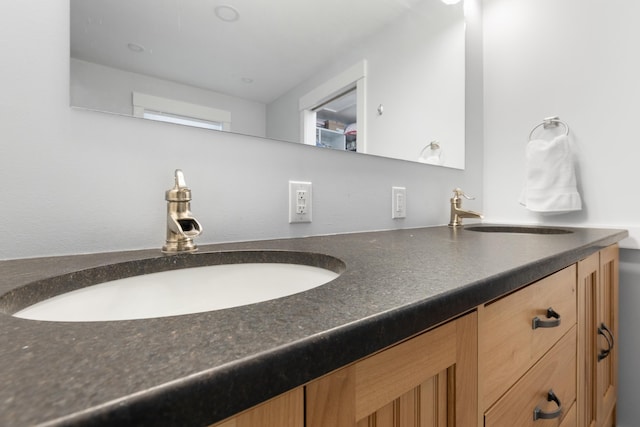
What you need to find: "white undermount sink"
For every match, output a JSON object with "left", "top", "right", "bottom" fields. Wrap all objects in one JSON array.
[{"left": 10, "top": 251, "right": 343, "bottom": 322}]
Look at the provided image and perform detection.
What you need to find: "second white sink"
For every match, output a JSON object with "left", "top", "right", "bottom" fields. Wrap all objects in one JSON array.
[{"left": 13, "top": 258, "right": 341, "bottom": 322}]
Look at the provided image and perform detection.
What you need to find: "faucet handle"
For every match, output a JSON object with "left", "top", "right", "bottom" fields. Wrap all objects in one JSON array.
[
  {"left": 174, "top": 169, "right": 187, "bottom": 189},
  {"left": 166, "top": 169, "right": 192, "bottom": 201},
  {"left": 453, "top": 188, "right": 475, "bottom": 200}
]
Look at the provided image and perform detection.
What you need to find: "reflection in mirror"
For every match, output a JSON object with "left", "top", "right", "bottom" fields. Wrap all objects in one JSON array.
[{"left": 71, "top": 0, "right": 465, "bottom": 169}]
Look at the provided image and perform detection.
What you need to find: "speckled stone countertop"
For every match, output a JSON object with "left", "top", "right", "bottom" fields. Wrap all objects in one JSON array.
[{"left": 0, "top": 225, "right": 627, "bottom": 426}]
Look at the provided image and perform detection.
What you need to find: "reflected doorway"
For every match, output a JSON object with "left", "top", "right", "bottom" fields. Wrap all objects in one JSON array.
[
  {"left": 314, "top": 89, "right": 357, "bottom": 151},
  {"left": 299, "top": 60, "right": 366, "bottom": 154}
]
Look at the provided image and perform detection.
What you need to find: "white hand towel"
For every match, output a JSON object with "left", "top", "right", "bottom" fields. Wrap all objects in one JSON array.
[{"left": 519, "top": 134, "right": 582, "bottom": 213}]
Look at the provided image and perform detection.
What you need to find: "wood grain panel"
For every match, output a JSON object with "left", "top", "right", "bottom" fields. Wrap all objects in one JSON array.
[
  {"left": 355, "top": 371, "right": 450, "bottom": 427},
  {"left": 453, "top": 312, "right": 477, "bottom": 427},
  {"left": 577, "top": 251, "right": 598, "bottom": 427},
  {"left": 597, "top": 245, "right": 618, "bottom": 427},
  {"left": 355, "top": 320, "right": 457, "bottom": 420},
  {"left": 420, "top": 371, "right": 449, "bottom": 427},
  {"left": 210, "top": 387, "right": 303, "bottom": 427},
  {"left": 306, "top": 365, "right": 356, "bottom": 427},
  {"left": 559, "top": 402, "right": 577, "bottom": 427},
  {"left": 306, "top": 313, "right": 477, "bottom": 427}
]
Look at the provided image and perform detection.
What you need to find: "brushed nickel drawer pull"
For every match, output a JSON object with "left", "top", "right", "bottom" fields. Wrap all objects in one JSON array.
[
  {"left": 598, "top": 322, "right": 615, "bottom": 362},
  {"left": 533, "top": 389, "right": 562, "bottom": 421},
  {"left": 532, "top": 307, "right": 561, "bottom": 329}
]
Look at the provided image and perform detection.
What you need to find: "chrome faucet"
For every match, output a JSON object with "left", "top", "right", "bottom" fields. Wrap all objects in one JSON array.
[
  {"left": 162, "top": 169, "right": 203, "bottom": 253},
  {"left": 448, "top": 188, "right": 483, "bottom": 227}
]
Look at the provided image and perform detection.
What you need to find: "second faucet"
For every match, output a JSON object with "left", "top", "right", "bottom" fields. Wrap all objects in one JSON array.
[{"left": 448, "top": 188, "right": 483, "bottom": 227}]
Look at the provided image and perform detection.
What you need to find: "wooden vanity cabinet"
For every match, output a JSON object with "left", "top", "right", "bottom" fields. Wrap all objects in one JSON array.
[
  {"left": 211, "top": 388, "right": 304, "bottom": 427},
  {"left": 212, "top": 313, "right": 477, "bottom": 427},
  {"left": 577, "top": 245, "right": 619, "bottom": 427},
  {"left": 211, "top": 244, "right": 619, "bottom": 427},
  {"left": 306, "top": 312, "right": 477, "bottom": 427},
  {"left": 478, "top": 244, "right": 619, "bottom": 427}
]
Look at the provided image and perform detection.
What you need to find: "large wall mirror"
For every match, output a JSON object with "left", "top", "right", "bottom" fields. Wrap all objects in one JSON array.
[{"left": 71, "top": 0, "right": 466, "bottom": 169}]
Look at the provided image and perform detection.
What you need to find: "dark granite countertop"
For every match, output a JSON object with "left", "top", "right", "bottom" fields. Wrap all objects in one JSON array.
[{"left": 0, "top": 225, "right": 627, "bottom": 426}]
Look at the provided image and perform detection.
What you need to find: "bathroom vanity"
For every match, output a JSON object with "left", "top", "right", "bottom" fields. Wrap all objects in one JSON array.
[
  {"left": 0, "top": 225, "right": 626, "bottom": 426},
  {"left": 212, "top": 242, "right": 619, "bottom": 427}
]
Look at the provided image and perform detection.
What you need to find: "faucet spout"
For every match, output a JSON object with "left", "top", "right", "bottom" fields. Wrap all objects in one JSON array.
[
  {"left": 168, "top": 216, "right": 202, "bottom": 238},
  {"left": 162, "top": 169, "right": 203, "bottom": 253},
  {"left": 448, "top": 188, "right": 483, "bottom": 227}
]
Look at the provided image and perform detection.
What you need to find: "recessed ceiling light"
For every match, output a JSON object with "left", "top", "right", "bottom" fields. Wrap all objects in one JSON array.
[
  {"left": 215, "top": 5, "right": 240, "bottom": 22},
  {"left": 441, "top": 0, "right": 461, "bottom": 4},
  {"left": 127, "top": 43, "right": 145, "bottom": 53}
]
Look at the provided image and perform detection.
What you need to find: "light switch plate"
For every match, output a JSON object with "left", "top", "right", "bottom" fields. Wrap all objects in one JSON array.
[
  {"left": 289, "top": 181, "right": 312, "bottom": 223},
  {"left": 392, "top": 187, "right": 406, "bottom": 219}
]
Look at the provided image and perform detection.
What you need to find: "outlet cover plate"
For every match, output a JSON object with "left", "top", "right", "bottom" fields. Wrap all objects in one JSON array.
[
  {"left": 392, "top": 187, "right": 406, "bottom": 219},
  {"left": 289, "top": 181, "right": 312, "bottom": 223}
]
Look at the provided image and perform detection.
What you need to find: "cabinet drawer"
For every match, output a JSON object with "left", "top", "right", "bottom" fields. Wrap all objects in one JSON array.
[
  {"left": 480, "top": 264, "right": 577, "bottom": 406},
  {"left": 485, "top": 326, "right": 577, "bottom": 427}
]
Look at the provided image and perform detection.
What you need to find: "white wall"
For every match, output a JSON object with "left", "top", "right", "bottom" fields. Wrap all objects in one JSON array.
[
  {"left": 266, "top": 0, "right": 465, "bottom": 168},
  {"left": 365, "top": 2, "right": 465, "bottom": 167},
  {"left": 483, "top": 0, "right": 640, "bottom": 248},
  {"left": 0, "top": 0, "right": 482, "bottom": 261},
  {"left": 483, "top": 1, "right": 640, "bottom": 425},
  {"left": 70, "top": 58, "right": 267, "bottom": 137}
]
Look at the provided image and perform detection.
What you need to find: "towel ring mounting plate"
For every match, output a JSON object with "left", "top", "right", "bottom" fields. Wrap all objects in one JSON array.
[{"left": 528, "top": 116, "right": 570, "bottom": 141}]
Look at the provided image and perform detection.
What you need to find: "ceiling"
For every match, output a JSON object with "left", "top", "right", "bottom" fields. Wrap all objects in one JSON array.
[{"left": 70, "top": 0, "right": 424, "bottom": 104}]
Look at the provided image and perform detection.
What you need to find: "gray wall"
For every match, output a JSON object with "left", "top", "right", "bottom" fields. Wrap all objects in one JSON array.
[
  {"left": 0, "top": 0, "right": 482, "bottom": 260},
  {"left": 619, "top": 249, "right": 640, "bottom": 427}
]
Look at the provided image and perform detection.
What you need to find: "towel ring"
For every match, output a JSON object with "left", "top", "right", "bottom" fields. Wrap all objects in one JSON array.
[
  {"left": 528, "top": 116, "right": 570, "bottom": 141},
  {"left": 418, "top": 140, "right": 443, "bottom": 164}
]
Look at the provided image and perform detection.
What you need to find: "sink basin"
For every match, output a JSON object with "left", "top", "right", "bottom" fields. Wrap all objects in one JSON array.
[
  {"left": 465, "top": 225, "right": 573, "bottom": 235},
  {"left": 8, "top": 251, "right": 344, "bottom": 322}
]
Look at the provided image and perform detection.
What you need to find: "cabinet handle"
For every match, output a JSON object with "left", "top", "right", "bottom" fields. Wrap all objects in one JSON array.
[
  {"left": 598, "top": 322, "right": 615, "bottom": 362},
  {"left": 533, "top": 389, "right": 563, "bottom": 421},
  {"left": 532, "top": 307, "right": 561, "bottom": 329}
]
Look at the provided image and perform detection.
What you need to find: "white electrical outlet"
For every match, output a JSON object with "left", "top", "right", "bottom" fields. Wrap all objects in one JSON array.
[
  {"left": 289, "top": 181, "right": 312, "bottom": 223},
  {"left": 392, "top": 187, "right": 406, "bottom": 219}
]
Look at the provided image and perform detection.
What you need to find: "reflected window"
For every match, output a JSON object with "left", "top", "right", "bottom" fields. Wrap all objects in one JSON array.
[
  {"left": 142, "top": 111, "right": 224, "bottom": 131},
  {"left": 132, "top": 92, "right": 231, "bottom": 131}
]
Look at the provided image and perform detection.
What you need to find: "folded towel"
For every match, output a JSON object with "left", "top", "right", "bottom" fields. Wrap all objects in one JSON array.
[{"left": 519, "top": 134, "right": 582, "bottom": 213}]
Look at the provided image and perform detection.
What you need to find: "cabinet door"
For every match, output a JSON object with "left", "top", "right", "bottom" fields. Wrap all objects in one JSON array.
[
  {"left": 577, "top": 251, "right": 598, "bottom": 427},
  {"left": 597, "top": 245, "right": 618, "bottom": 427},
  {"left": 577, "top": 245, "right": 619, "bottom": 427},
  {"left": 211, "top": 388, "right": 303, "bottom": 427},
  {"left": 305, "top": 313, "right": 477, "bottom": 427}
]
